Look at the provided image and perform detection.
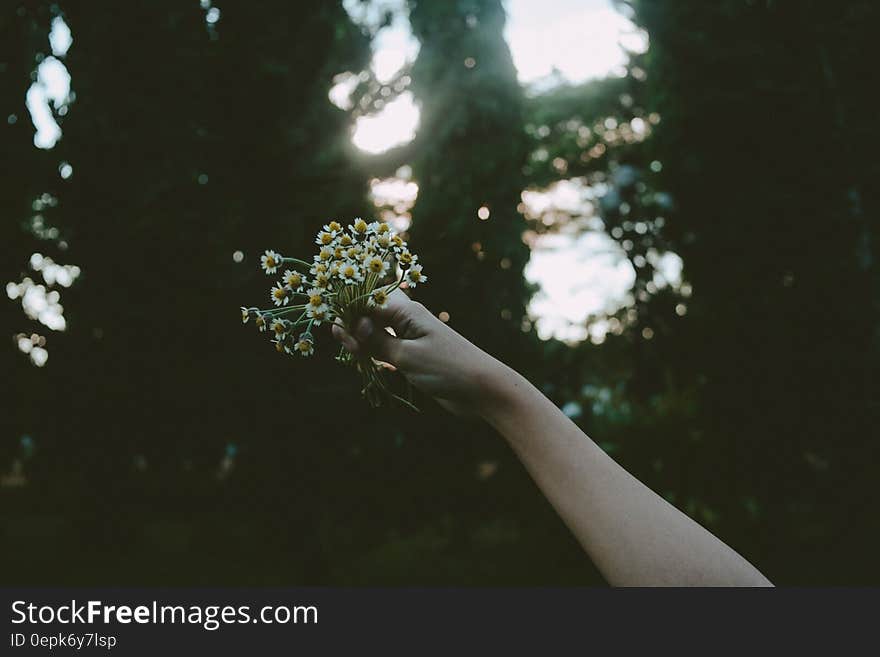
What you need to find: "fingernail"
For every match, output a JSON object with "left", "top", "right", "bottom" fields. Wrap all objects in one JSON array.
[{"left": 355, "top": 317, "right": 373, "bottom": 342}]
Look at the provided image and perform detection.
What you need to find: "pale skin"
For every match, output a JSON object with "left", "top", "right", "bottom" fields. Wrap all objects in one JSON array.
[{"left": 332, "top": 290, "right": 773, "bottom": 587}]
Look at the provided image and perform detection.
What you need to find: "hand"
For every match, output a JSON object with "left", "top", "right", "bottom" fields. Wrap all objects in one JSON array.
[{"left": 331, "top": 290, "right": 508, "bottom": 414}]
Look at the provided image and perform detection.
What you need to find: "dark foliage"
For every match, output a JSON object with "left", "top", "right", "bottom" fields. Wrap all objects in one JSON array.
[{"left": 1, "top": 0, "right": 877, "bottom": 585}]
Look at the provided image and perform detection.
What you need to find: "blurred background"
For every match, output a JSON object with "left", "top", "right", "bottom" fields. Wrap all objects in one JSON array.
[{"left": 1, "top": 0, "right": 878, "bottom": 585}]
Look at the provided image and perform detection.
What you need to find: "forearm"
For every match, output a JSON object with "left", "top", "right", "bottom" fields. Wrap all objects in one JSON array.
[{"left": 478, "top": 362, "right": 772, "bottom": 587}]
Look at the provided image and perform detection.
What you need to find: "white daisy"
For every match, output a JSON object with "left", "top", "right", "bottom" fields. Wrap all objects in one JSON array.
[
  {"left": 245, "top": 221, "right": 426, "bottom": 369},
  {"left": 283, "top": 269, "right": 304, "bottom": 291},
  {"left": 315, "top": 230, "right": 336, "bottom": 246},
  {"left": 350, "top": 217, "right": 369, "bottom": 239},
  {"left": 364, "top": 255, "right": 390, "bottom": 277},
  {"left": 397, "top": 250, "right": 417, "bottom": 268},
  {"left": 270, "top": 282, "right": 290, "bottom": 306},
  {"left": 271, "top": 318, "right": 288, "bottom": 338},
  {"left": 405, "top": 263, "right": 427, "bottom": 287},
  {"left": 306, "top": 288, "right": 325, "bottom": 310},
  {"left": 369, "top": 287, "right": 390, "bottom": 309},
  {"left": 295, "top": 334, "right": 314, "bottom": 357},
  {"left": 306, "top": 303, "right": 330, "bottom": 324},
  {"left": 272, "top": 337, "right": 291, "bottom": 354},
  {"left": 337, "top": 261, "right": 363, "bottom": 284},
  {"left": 261, "top": 249, "right": 282, "bottom": 275},
  {"left": 313, "top": 271, "right": 332, "bottom": 290}
]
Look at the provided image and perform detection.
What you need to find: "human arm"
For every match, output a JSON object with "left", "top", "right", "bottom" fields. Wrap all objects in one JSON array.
[{"left": 332, "top": 291, "right": 773, "bottom": 586}]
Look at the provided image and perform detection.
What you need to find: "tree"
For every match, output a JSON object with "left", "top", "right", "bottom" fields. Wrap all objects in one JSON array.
[
  {"left": 626, "top": 0, "right": 880, "bottom": 582},
  {"left": 406, "top": 0, "right": 532, "bottom": 354}
]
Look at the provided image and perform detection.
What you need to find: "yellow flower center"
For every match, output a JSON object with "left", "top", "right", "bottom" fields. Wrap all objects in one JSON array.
[
  {"left": 309, "top": 294, "right": 322, "bottom": 307},
  {"left": 369, "top": 258, "right": 383, "bottom": 273},
  {"left": 298, "top": 341, "right": 310, "bottom": 353},
  {"left": 328, "top": 221, "right": 341, "bottom": 232},
  {"left": 399, "top": 252, "right": 412, "bottom": 264},
  {"left": 378, "top": 223, "right": 390, "bottom": 234},
  {"left": 354, "top": 219, "right": 367, "bottom": 233},
  {"left": 410, "top": 270, "right": 422, "bottom": 281},
  {"left": 373, "top": 291, "right": 387, "bottom": 304},
  {"left": 287, "top": 274, "right": 301, "bottom": 287},
  {"left": 273, "top": 287, "right": 286, "bottom": 300},
  {"left": 320, "top": 232, "right": 333, "bottom": 245},
  {"left": 340, "top": 235, "right": 352, "bottom": 246},
  {"left": 343, "top": 266, "right": 355, "bottom": 277},
  {"left": 266, "top": 256, "right": 276, "bottom": 268}
]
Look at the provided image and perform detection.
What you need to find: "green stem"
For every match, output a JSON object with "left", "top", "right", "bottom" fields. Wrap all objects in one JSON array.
[{"left": 283, "top": 257, "right": 313, "bottom": 269}]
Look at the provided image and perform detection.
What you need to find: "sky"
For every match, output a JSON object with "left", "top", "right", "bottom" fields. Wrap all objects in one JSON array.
[{"left": 505, "top": 0, "right": 646, "bottom": 86}]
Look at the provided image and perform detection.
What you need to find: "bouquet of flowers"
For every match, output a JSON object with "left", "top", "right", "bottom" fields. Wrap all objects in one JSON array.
[{"left": 240, "top": 219, "right": 427, "bottom": 408}]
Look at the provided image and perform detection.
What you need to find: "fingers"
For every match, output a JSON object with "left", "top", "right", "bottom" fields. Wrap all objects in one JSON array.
[
  {"left": 368, "top": 288, "right": 423, "bottom": 329},
  {"left": 332, "top": 316, "right": 404, "bottom": 366},
  {"left": 354, "top": 316, "right": 403, "bottom": 365},
  {"left": 331, "top": 322, "right": 359, "bottom": 354},
  {"left": 332, "top": 289, "right": 430, "bottom": 365}
]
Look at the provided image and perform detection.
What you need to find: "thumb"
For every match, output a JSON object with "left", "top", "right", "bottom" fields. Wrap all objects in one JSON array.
[{"left": 355, "top": 316, "right": 404, "bottom": 366}]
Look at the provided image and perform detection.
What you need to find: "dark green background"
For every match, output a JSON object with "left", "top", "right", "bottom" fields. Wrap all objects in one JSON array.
[{"left": 1, "top": 0, "right": 877, "bottom": 585}]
